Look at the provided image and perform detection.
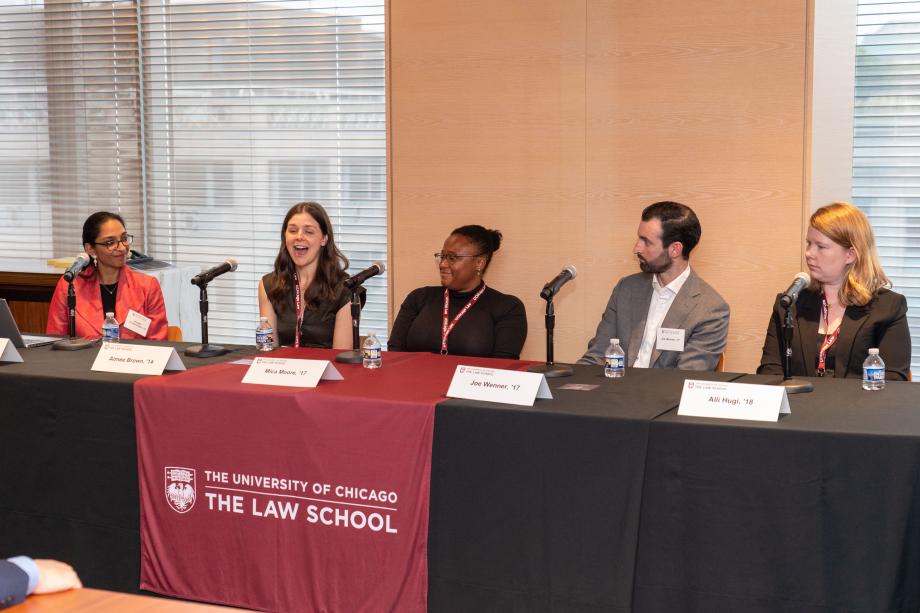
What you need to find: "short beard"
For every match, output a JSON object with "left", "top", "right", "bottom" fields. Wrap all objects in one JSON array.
[{"left": 638, "top": 253, "right": 672, "bottom": 275}]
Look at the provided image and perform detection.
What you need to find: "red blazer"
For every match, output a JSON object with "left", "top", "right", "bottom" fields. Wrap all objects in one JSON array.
[{"left": 46, "top": 265, "right": 168, "bottom": 340}]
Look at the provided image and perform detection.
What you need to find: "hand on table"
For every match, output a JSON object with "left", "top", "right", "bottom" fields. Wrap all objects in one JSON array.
[{"left": 33, "top": 559, "right": 82, "bottom": 594}]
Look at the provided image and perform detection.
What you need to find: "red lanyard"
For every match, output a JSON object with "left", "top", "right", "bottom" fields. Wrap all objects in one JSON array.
[
  {"left": 293, "top": 274, "right": 305, "bottom": 348},
  {"left": 441, "top": 284, "right": 486, "bottom": 355},
  {"left": 817, "top": 293, "right": 841, "bottom": 375}
]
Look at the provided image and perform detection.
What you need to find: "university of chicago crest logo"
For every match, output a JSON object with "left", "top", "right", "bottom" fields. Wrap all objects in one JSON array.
[{"left": 165, "top": 467, "right": 196, "bottom": 513}]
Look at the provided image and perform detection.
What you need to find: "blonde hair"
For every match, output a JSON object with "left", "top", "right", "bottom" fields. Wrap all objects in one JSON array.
[{"left": 809, "top": 202, "right": 889, "bottom": 306}]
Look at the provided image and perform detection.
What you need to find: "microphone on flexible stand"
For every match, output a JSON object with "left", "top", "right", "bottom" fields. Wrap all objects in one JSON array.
[
  {"left": 186, "top": 258, "right": 238, "bottom": 358},
  {"left": 776, "top": 271, "right": 813, "bottom": 394},
  {"left": 337, "top": 262, "right": 385, "bottom": 364},
  {"left": 53, "top": 253, "right": 96, "bottom": 351},
  {"left": 529, "top": 265, "right": 577, "bottom": 378}
]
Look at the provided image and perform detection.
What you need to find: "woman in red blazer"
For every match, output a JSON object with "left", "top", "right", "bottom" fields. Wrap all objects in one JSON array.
[{"left": 46, "top": 212, "right": 168, "bottom": 340}]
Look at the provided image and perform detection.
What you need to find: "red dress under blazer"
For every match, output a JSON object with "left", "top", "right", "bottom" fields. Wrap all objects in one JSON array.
[{"left": 46, "top": 265, "right": 168, "bottom": 340}]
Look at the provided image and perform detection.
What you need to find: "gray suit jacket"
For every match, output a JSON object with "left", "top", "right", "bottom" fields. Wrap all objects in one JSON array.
[{"left": 578, "top": 269, "right": 729, "bottom": 370}]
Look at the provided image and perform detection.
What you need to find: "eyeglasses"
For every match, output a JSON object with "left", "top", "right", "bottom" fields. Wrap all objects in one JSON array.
[
  {"left": 434, "top": 252, "right": 482, "bottom": 264},
  {"left": 94, "top": 234, "right": 133, "bottom": 251}
]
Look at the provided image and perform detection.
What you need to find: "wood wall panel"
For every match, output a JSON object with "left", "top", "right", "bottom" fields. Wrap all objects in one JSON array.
[{"left": 390, "top": 0, "right": 811, "bottom": 372}]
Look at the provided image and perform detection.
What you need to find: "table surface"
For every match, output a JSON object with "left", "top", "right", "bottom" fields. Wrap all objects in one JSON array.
[
  {"left": 6, "top": 588, "right": 253, "bottom": 612},
  {"left": 3, "top": 345, "right": 920, "bottom": 612}
]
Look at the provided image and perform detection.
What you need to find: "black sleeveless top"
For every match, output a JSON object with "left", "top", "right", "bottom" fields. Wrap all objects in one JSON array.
[{"left": 262, "top": 273, "right": 351, "bottom": 348}]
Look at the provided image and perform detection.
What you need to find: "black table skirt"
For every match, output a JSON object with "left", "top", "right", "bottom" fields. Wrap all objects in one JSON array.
[{"left": 3, "top": 347, "right": 920, "bottom": 612}]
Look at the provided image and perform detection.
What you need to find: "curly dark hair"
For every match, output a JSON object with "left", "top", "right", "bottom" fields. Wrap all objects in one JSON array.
[{"left": 451, "top": 224, "right": 503, "bottom": 272}]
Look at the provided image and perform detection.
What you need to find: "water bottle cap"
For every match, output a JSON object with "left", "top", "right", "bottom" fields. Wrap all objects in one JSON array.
[
  {"left": 869, "top": 348, "right": 879, "bottom": 355},
  {"left": 260, "top": 316, "right": 268, "bottom": 322},
  {"left": 368, "top": 331, "right": 376, "bottom": 336},
  {"left": 105, "top": 312, "right": 114, "bottom": 317},
  {"left": 610, "top": 338, "right": 619, "bottom": 344}
]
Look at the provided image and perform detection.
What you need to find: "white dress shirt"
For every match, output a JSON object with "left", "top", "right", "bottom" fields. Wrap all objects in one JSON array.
[{"left": 633, "top": 265, "right": 691, "bottom": 368}]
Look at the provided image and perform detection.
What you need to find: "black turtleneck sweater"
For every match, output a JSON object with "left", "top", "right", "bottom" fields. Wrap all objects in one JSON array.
[{"left": 388, "top": 283, "right": 527, "bottom": 359}]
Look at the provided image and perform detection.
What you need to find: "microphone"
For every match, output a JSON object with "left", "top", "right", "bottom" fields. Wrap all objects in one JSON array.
[
  {"left": 540, "top": 265, "right": 577, "bottom": 300},
  {"left": 63, "top": 253, "right": 91, "bottom": 282},
  {"left": 344, "top": 261, "right": 386, "bottom": 290},
  {"left": 191, "top": 258, "right": 238, "bottom": 287},
  {"left": 779, "top": 272, "right": 810, "bottom": 308}
]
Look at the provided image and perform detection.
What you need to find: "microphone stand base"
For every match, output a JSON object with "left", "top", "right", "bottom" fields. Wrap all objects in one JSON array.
[
  {"left": 528, "top": 363, "right": 573, "bottom": 378},
  {"left": 335, "top": 350, "right": 363, "bottom": 364},
  {"left": 779, "top": 378, "right": 814, "bottom": 394},
  {"left": 185, "top": 344, "right": 230, "bottom": 358},
  {"left": 52, "top": 338, "right": 96, "bottom": 351}
]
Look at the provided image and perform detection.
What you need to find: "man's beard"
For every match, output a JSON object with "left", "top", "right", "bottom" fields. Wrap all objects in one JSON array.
[{"left": 638, "top": 252, "right": 672, "bottom": 275}]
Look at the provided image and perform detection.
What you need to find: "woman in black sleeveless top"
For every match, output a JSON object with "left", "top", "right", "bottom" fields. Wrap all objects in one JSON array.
[{"left": 258, "top": 202, "right": 352, "bottom": 348}]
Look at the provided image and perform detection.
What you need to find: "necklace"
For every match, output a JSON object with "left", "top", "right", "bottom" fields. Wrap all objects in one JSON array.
[{"left": 101, "top": 282, "right": 118, "bottom": 295}]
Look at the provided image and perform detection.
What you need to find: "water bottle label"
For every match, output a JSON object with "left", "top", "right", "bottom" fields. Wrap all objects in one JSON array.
[
  {"left": 103, "top": 326, "right": 119, "bottom": 342},
  {"left": 605, "top": 356, "right": 624, "bottom": 370},
  {"left": 256, "top": 330, "right": 274, "bottom": 345},
  {"left": 864, "top": 367, "right": 885, "bottom": 382},
  {"left": 363, "top": 348, "right": 382, "bottom": 361}
]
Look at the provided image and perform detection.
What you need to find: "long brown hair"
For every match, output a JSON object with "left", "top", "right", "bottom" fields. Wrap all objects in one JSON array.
[
  {"left": 810, "top": 202, "right": 890, "bottom": 306},
  {"left": 267, "top": 202, "right": 348, "bottom": 310}
]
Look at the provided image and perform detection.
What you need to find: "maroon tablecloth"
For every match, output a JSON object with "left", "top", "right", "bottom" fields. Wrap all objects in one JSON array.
[{"left": 135, "top": 349, "right": 531, "bottom": 612}]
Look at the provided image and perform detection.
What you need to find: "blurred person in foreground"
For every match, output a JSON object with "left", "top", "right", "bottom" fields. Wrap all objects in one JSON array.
[{"left": 1, "top": 557, "right": 81, "bottom": 609}]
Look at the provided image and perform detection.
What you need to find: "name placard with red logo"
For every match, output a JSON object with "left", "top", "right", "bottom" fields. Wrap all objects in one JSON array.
[
  {"left": 91, "top": 342, "right": 185, "bottom": 375},
  {"left": 678, "top": 379, "right": 790, "bottom": 422},
  {"left": 447, "top": 364, "right": 552, "bottom": 406},
  {"left": 241, "top": 357, "right": 342, "bottom": 388}
]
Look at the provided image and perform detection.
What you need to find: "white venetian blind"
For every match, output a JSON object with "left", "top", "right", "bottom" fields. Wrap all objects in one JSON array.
[
  {"left": 0, "top": 0, "right": 143, "bottom": 259},
  {"left": 854, "top": 0, "right": 920, "bottom": 370},
  {"left": 141, "top": 0, "right": 387, "bottom": 344}
]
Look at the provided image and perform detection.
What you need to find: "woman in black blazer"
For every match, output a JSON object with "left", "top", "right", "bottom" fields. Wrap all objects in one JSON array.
[{"left": 758, "top": 202, "right": 910, "bottom": 380}]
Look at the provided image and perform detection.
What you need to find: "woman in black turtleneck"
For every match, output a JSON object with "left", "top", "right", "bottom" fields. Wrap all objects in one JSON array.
[{"left": 388, "top": 225, "right": 527, "bottom": 359}]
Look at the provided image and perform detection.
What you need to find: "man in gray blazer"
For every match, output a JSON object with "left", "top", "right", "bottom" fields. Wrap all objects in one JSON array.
[{"left": 579, "top": 201, "right": 729, "bottom": 370}]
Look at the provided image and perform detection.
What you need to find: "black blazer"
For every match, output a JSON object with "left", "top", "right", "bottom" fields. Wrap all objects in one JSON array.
[
  {"left": 757, "top": 287, "right": 911, "bottom": 381},
  {"left": 0, "top": 560, "right": 28, "bottom": 610}
]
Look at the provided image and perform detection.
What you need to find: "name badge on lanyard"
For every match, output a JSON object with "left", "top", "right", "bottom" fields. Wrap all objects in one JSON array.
[
  {"left": 441, "top": 285, "right": 486, "bottom": 355},
  {"left": 817, "top": 293, "right": 840, "bottom": 376},
  {"left": 293, "top": 274, "right": 306, "bottom": 348}
]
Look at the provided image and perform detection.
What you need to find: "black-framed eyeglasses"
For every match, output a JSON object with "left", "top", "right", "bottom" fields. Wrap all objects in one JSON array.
[
  {"left": 94, "top": 234, "right": 133, "bottom": 250},
  {"left": 434, "top": 252, "right": 482, "bottom": 264}
]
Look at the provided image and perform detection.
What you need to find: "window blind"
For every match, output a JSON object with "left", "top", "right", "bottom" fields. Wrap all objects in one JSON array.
[
  {"left": 854, "top": 0, "right": 920, "bottom": 370},
  {"left": 0, "top": 0, "right": 143, "bottom": 259},
  {"left": 0, "top": 0, "right": 387, "bottom": 345},
  {"left": 141, "top": 0, "right": 386, "bottom": 343}
]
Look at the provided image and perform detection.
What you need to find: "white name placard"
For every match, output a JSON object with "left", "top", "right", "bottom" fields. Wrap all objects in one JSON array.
[
  {"left": 241, "top": 357, "right": 343, "bottom": 388},
  {"left": 446, "top": 365, "right": 553, "bottom": 406},
  {"left": 678, "top": 379, "right": 790, "bottom": 422},
  {"left": 91, "top": 342, "right": 186, "bottom": 375},
  {"left": 0, "top": 338, "right": 22, "bottom": 363}
]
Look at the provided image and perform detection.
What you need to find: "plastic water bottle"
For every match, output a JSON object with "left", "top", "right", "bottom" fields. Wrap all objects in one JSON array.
[
  {"left": 362, "top": 332, "right": 382, "bottom": 369},
  {"left": 255, "top": 317, "right": 274, "bottom": 352},
  {"left": 604, "top": 338, "right": 625, "bottom": 378},
  {"left": 862, "top": 348, "right": 885, "bottom": 391},
  {"left": 102, "top": 312, "right": 120, "bottom": 343}
]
